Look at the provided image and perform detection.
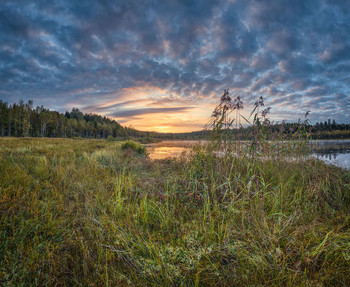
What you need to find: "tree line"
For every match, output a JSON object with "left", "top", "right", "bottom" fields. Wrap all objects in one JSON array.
[
  {"left": 0, "top": 100, "right": 142, "bottom": 139},
  {"left": 0, "top": 100, "right": 205, "bottom": 140},
  {"left": 309, "top": 119, "right": 350, "bottom": 139},
  {"left": 0, "top": 100, "right": 349, "bottom": 140}
]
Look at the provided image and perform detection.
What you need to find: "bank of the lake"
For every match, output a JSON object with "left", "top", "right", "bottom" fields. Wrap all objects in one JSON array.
[
  {"left": 0, "top": 137, "right": 349, "bottom": 286},
  {"left": 147, "top": 139, "right": 350, "bottom": 169}
]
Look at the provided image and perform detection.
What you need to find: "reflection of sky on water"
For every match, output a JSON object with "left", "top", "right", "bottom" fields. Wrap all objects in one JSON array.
[
  {"left": 146, "top": 140, "right": 202, "bottom": 160},
  {"left": 148, "top": 146, "right": 187, "bottom": 160},
  {"left": 312, "top": 152, "right": 350, "bottom": 169},
  {"left": 312, "top": 140, "right": 350, "bottom": 169},
  {"left": 147, "top": 140, "right": 350, "bottom": 169}
]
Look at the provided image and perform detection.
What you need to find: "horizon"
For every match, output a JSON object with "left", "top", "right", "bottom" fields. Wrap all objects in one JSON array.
[
  {"left": 3, "top": 97, "right": 350, "bottom": 135},
  {"left": 1, "top": 1, "right": 350, "bottom": 132}
]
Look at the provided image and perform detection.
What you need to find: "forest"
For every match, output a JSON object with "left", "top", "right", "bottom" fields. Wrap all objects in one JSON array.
[{"left": 0, "top": 100, "right": 147, "bottom": 139}]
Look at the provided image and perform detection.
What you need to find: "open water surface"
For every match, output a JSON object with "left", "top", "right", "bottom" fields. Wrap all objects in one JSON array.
[
  {"left": 311, "top": 140, "right": 350, "bottom": 169},
  {"left": 146, "top": 141, "right": 202, "bottom": 160},
  {"left": 146, "top": 140, "right": 350, "bottom": 169}
]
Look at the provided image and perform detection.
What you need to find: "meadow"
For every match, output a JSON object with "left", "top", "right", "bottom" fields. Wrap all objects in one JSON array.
[{"left": 0, "top": 136, "right": 349, "bottom": 286}]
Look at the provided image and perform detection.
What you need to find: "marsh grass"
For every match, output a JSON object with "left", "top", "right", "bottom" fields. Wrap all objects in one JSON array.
[
  {"left": 121, "top": 140, "right": 147, "bottom": 156},
  {"left": 0, "top": 117, "right": 349, "bottom": 286}
]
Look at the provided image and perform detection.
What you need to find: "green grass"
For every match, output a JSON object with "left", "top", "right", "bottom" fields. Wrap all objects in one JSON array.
[
  {"left": 0, "top": 137, "right": 349, "bottom": 286},
  {"left": 121, "top": 139, "right": 147, "bottom": 155}
]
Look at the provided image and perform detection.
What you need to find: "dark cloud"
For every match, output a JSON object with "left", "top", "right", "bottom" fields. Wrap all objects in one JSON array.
[
  {"left": 1, "top": 0, "right": 350, "bottom": 126},
  {"left": 83, "top": 100, "right": 143, "bottom": 113},
  {"left": 109, "top": 107, "right": 193, "bottom": 118}
]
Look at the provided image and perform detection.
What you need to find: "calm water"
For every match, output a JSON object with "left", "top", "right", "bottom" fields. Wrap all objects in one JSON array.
[
  {"left": 147, "top": 140, "right": 350, "bottom": 169},
  {"left": 146, "top": 141, "right": 202, "bottom": 160},
  {"left": 311, "top": 140, "right": 350, "bottom": 170}
]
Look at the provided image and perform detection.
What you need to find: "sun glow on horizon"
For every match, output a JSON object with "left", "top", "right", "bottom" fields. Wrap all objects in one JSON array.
[{"left": 80, "top": 85, "right": 217, "bottom": 133}]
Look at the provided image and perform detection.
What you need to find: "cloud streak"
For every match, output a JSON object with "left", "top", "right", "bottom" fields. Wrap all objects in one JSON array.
[{"left": 109, "top": 107, "right": 193, "bottom": 118}]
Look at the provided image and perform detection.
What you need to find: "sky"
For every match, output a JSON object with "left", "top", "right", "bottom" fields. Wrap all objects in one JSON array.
[{"left": 1, "top": 0, "right": 350, "bottom": 132}]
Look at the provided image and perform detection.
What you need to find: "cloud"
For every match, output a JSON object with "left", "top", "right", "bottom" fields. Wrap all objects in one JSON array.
[
  {"left": 109, "top": 107, "right": 194, "bottom": 118},
  {"left": 0, "top": 0, "right": 350, "bottom": 130}
]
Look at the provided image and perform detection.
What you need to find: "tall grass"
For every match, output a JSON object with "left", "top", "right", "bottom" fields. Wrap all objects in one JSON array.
[{"left": 0, "top": 108, "right": 349, "bottom": 286}]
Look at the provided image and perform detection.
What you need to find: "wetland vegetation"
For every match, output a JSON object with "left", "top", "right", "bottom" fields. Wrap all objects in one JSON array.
[
  {"left": 1, "top": 136, "right": 349, "bottom": 286},
  {"left": 1, "top": 91, "right": 349, "bottom": 286}
]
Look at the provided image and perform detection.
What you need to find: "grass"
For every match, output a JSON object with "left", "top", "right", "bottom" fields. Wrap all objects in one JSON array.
[
  {"left": 121, "top": 140, "right": 147, "bottom": 155},
  {"left": 0, "top": 136, "right": 349, "bottom": 286}
]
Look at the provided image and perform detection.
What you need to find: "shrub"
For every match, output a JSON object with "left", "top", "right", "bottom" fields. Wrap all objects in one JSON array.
[
  {"left": 107, "top": 135, "right": 115, "bottom": 141},
  {"left": 121, "top": 140, "right": 147, "bottom": 155}
]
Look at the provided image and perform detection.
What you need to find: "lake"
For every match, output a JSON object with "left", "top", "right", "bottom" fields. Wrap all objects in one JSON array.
[
  {"left": 146, "top": 140, "right": 350, "bottom": 169},
  {"left": 311, "top": 140, "right": 350, "bottom": 170}
]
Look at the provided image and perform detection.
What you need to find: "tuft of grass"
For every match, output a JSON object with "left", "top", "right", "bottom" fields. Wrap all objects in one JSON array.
[{"left": 121, "top": 139, "right": 147, "bottom": 155}]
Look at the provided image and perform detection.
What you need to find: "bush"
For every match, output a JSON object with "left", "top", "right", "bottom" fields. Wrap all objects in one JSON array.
[
  {"left": 121, "top": 140, "right": 147, "bottom": 155},
  {"left": 106, "top": 135, "right": 115, "bottom": 141}
]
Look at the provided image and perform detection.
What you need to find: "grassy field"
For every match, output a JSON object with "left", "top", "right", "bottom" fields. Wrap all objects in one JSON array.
[{"left": 0, "top": 137, "right": 349, "bottom": 286}]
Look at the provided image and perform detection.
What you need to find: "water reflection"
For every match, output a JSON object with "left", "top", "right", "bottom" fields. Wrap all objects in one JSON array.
[
  {"left": 311, "top": 140, "right": 350, "bottom": 169},
  {"left": 147, "top": 146, "right": 187, "bottom": 160},
  {"left": 146, "top": 140, "right": 350, "bottom": 169},
  {"left": 146, "top": 140, "right": 203, "bottom": 160},
  {"left": 316, "top": 152, "right": 338, "bottom": 161}
]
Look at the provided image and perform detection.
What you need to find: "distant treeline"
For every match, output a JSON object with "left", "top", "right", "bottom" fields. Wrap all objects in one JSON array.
[
  {"left": 258, "top": 121, "right": 350, "bottom": 140},
  {"left": 309, "top": 120, "right": 350, "bottom": 139},
  {"left": 1, "top": 100, "right": 350, "bottom": 140},
  {"left": 0, "top": 100, "right": 152, "bottom": 139},
  {"left": 179, "top": 120, "right": 350, "bottom": 140},
  {"left": 175, "top": 120, "right": 350, "bottom": 140}
]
